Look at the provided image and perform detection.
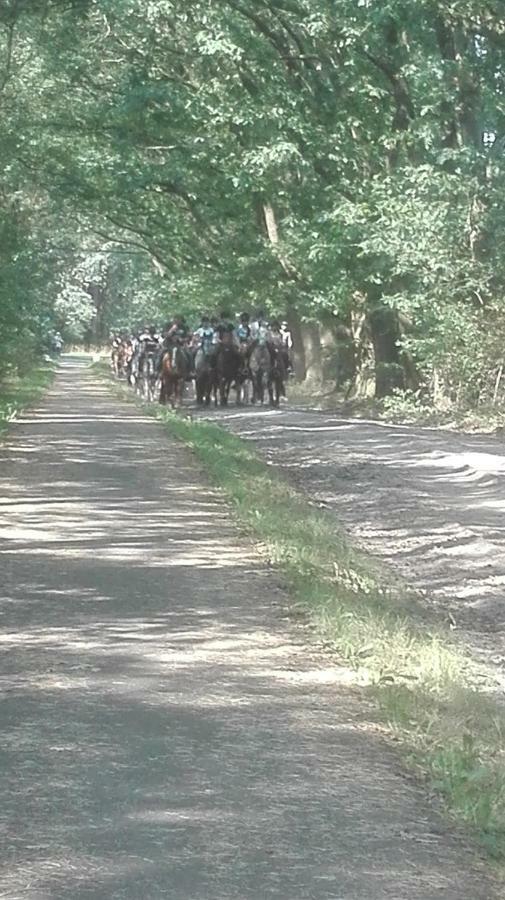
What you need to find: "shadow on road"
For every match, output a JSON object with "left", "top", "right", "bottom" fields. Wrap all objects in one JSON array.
[{"left": 0, "top": 363, "right": 495, "bottom": 899}]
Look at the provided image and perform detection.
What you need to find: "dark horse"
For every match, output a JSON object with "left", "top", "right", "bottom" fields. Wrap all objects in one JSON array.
[
  {"left": 268, "top": 345, "right": 286, "bottom": 407},
  {"left": 235, "top": 343, "right": 252, "bottom": 404},
  {"left": 249, "top": 343, "right": 273, "bottom": 405},
  {"left": 159, "top": 344, "right": 190, "bottom": 408},
  {"left": 215, "top": 340, "right": 241, "bottom": 406},
  {"left": 194, "top": 347, "right": 217, "bottom": 406},
  {"left": 249, "top": 343, "right": 285, "bottom": 407}
]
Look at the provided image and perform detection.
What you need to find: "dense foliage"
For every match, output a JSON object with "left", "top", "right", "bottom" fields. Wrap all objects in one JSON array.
[{"left": 2, "top": 0, "right": 505, "bottom": 406}]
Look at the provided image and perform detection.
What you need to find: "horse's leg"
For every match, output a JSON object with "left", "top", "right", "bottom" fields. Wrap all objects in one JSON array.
[
  {"left": 141, "top": 365, "right": 148, "bottom": 401},
  {"left": 267, "top": 370, "right": 275, "bottom": 406},
  {"left": 278, "top": 376, "right": 285, "bottom": 405},
  {"left": 275, "top": 376, "right": 281, "bottom": 407},
  {"left": 172, "top": 375, "right": 181, "bottom": 409},
  {"left": 204, "top": 372, "right": 212, "bottom": 406},
  {"left": 257, "top": 371, "right": 263, "bottom": 404},
  {"left": 250, "top": 370, "right": 256, "bottom": 404}
]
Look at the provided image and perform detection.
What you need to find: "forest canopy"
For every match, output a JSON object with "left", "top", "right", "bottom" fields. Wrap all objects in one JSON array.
[{"left": 2, "top": 0, "right": 505, "bottom": 405}]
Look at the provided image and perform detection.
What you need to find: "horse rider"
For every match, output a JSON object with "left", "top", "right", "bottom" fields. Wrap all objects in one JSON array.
[
  {"left": 280, "top": 321, "right": 293, "bottom": 377},
  {"left": 250, "top": 310, "right": 271, "bottom": 346},
  {"left": 234, "top": 312, "right": 251, "bottom": 365},
  {"left": 192, "top": 314, "right": 215, "bottom": 357},
  {"left": 110, "top": 332, "right": 121, "bottom": 370},
  {"left": 269, "top": 319, "right": 289, "bottom": 397},
  {"left": 235, "top": 312, "right": 251, "bottom": 346},
  {"left": 138, "top": 324, "right": 161, "bottom": 373},
  {"left": 165, "top": 316, "right": 192, "bottom": 371},
  {"left": 214, "top": 310, "right": 236, "bottom": 345},
  {"left": 52, "top": 331, "right": 64, "bottom": 354}
]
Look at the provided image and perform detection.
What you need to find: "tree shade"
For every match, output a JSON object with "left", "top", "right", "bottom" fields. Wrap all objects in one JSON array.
[{"left": 1, "top": 0, "right": 505, "bottom": 405}]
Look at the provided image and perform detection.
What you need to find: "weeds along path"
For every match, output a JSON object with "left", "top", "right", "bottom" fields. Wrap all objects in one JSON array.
[
  {"left": 0, "top": 359, "right": 497, "bottom": 899},
  {"left": 198, "top": 406, "right": 505, "bottom": 673}
]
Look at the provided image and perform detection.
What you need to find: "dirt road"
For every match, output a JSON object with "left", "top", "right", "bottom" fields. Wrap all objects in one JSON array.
[
  {"left": 202, "top": 406, "right": 505, "bottom": 671},
  {"left": 0, "top": 361, "right": 497, "bottom": 899}
]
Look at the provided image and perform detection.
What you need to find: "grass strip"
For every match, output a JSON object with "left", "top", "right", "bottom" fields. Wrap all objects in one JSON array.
[
  {"left": 104, "top": 370, "right": 505, "bottom": 861},
  {"left": 0, "top": 360, "right": 56, "bottom": 434}
]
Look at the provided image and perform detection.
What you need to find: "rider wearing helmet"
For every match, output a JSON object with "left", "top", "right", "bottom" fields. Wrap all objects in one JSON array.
[
  {"left": 250, "top": 310, "right": 271, "bottom": 346},
  {"left": 214, "top": 310, "right": 235, "bottom": 344},
  {"left": 139, "top": 324, "right": 161, "bottom": 355},
  {"left": 235, "top": 312, "right": 251, "bottom": 345},
  {"left": 165, "top": 315, "right": 192, "bottom": 371},
  {"left": 138, "top": 324, "right": 161, "bottom": 379},
  {"left": 193, "top": 314, "right": 215, "bottom": 356}
]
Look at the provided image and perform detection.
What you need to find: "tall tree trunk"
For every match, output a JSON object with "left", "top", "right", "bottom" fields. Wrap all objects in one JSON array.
[
  {"left": 260, "top": 198, "right": 320, "bottom": 384},
  {"left": 369, "top": 306, "right": 404, "bottom": 398},
  {"left": 301, "top": 323, "right": 323, "bottom": 384},
  {"left": 320, "top": 321, "right": 339, "bottom": 382},
  {"left": 346, "top": 304, "right": 375, "bottom": 399},
  {"left": 287, "top": 304, "right": 306, "bottom": 381}
]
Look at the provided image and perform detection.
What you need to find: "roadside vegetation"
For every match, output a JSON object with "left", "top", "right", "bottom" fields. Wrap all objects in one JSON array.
[
  {"left": 380, "top": 391, "right": 505, "bottom": 435},
  {"left": 0, "top": 362, "right": 55, "bottom": 435},
  {"left": 162, "top": 411, "right": 505, "bottom": 858},
  {"left": 113, "top": 380, "right": 505, "bottom": 861},
  {"left": 289, "top": 380, "right": 505, "bottom": 436}
]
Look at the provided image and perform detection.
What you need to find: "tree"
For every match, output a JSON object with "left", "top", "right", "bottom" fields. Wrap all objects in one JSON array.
[{"left": 2, "top": 0, "right": 505, "bottom": 407}]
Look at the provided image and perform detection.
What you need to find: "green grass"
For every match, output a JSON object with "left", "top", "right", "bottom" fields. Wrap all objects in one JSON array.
[
  {"left": 104, "top": 370, "right": 505, "bottom": 861},
  {"left": 0, "top": 360, "right": 56, "bottom": 433}
]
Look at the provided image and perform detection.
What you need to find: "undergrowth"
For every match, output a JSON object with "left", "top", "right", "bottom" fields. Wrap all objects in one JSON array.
[
  {"left": 0, "top": 360, "right": 55, "bottom": 433},
  {"left": 105, "top": 370, "right": 505, "bottom": 862}
]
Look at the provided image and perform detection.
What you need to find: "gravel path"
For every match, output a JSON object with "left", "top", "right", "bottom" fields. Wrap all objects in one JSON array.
[
  {"left": 201, "top": 405, "right": 505, "bottom": 671},
  {"left": 0, "top": 361, "right": 498, "bottom": 899}
]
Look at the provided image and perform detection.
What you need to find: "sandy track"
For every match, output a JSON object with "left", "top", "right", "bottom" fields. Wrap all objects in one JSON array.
[
  {"left": 200, "top": 405, "right": 505, "bottom": 671},
  {"left": 0, "top": 361, "right": 497, "bottom": 899}
]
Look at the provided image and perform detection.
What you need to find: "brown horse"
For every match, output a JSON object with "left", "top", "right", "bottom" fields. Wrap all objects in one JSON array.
[
  {"left": 111, "top": 345, "right": 121, "bottom": 377},
  {"left": 118, "top": 341, "right": 133, "bottom": 379},
  {"left": 159, "top": 345, "right": 190, "bottom": 407}
]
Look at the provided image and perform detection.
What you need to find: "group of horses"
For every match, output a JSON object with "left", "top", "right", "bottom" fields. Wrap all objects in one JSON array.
[{"left": 111, "top": 336, "right": 287, "bottom": 409}]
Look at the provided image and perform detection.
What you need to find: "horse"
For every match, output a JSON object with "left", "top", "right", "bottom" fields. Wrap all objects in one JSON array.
[
  {"left": 268, "top": 345, "right": 286, "bottom": 408},
  {"left": 139, "top": 351, "right": 159, "bottom": 402},
  {"left": 111, "top": 345, "right": 121, "bottom": 378},
  {"left": 235, "top": 343, "right": 252, "bottom": 404},
  {"left": 249, "top": 342, "right": 273, "bottom": 405},
  {"left": 159, "top": 344, "right": 190, "bottom": 407},
  {"left": 194, "top": 346, "right": 217, "bottom": 406},
  {"left": 130, "top": 348, "right": 141, "bottom": 391},
  {"left": 215, "top": 340, "right": 241, "bottom": 406},
  {"left": 118, "top": 340, "right": 133, "bottom": 379}
]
